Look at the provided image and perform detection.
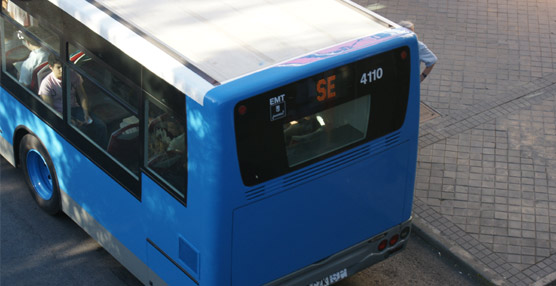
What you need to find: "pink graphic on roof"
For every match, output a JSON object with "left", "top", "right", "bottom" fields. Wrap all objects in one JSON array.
[{"left": 280, "top": 29, "right": 407, "bottom": 67}]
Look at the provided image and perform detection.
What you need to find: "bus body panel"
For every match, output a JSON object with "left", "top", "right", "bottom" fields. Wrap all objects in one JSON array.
[
  {"left": 184, "top": 96, "right": 231, "bottom": 286},
  {"left": 0, "top": 87, "right": 157, "bottom": 283},
  {"left": 146, "top": 242, "right": 196, "bottom": 286},
  {"left": 231, "top": 142, "right": 413, "bottom": 285},
  {"left": 202, "top": 31, "right": 420, "bottom": 285},
  {"left": 142, "top": 174, "right": 201, "bottom": 284},
  {"left": 0, "top": 86, "right": 222, "bottom": 286},
  {"left": 1, "top": 85, "right": 209, "bottom": 286}
]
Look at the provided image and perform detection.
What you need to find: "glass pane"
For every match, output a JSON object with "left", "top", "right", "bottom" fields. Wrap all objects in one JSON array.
[
  {"left": 7, "top": 0, "right": 59, "bottom": 89},
  {"left": 69, "top": 43, "right": 138, "bottom": 111},
  {"left": 2, "top": 18, "right": 59, "bottom": 92},
  {"left": 68, "top": 68, "right": 139, "bottom": 173},
  {"left": 22, "top": 24, "right": 59, "bottom": 54},
  {"left": 283, "top": 94, "right": 371, "bottom": 167},
  {"left": 4, "top": 1, "right": 34, "bottom": 27},
  {"left": 2, "top": 17, "right": 28, "bottom": 79},
  {"left": 147, "top": 99, "right": 186, "bottom": 197},
  {"left": 4, "top": 1, "right": 60, "bottom": 51}
]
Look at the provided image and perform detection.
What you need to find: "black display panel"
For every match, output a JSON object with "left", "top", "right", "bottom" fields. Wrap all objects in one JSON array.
[{"left": 235, "top": 46, "right": 411, "bottom": 186}]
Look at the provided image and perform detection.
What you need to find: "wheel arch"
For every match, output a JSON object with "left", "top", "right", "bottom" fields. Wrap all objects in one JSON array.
[{"left": 13, "top": 125, "right": 34, "bottom": 168}]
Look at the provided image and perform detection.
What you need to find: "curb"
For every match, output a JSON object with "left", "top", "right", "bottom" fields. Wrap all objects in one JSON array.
[
  {"left": 411, "top": 216, "right": 501, "bottom": 286},
  {"left": 413, "top": 217, "right": 556, "bottom": 286}
]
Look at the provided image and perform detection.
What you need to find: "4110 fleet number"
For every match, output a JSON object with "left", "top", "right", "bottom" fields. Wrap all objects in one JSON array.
[{"left": 360, "top": 67, "right": 383, "bottom": 85}]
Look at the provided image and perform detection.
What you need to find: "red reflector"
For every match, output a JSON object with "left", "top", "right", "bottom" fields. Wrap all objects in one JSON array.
[
  {"left": 389, "top": 234, "right": 399, "bottom": 246},
  {"left": 238, "top": 105, "right": 247, "bottom": 115},
  {"left": 378, "top": 239, "right": 388, "bottom": 251},
  {"left": 400, "top": 50, "right": 408, "bottom": 60}
]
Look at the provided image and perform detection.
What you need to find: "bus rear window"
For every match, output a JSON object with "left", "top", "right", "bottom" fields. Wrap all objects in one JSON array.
[
  {"left": 284, "top": 95, "right": 370, "bottom": 167},
  {"left": 235, "top": 46, "right": 410, "bottom": 186}
]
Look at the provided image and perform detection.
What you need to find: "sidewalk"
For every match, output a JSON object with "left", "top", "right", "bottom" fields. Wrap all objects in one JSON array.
[{"left": 354, "top": 0, "right": 556, "bottom": 285}]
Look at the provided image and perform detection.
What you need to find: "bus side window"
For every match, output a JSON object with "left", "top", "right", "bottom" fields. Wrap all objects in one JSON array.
[
  {"left": 17, "top": 26, "right": 50, "bottom": 92},
  {"left": 5, "top": 0, "right": 33, "bottom": 27},
  {"left": 2, "top": 3, "right": 60, "bottom": 94},
  {"left": 67, "top": 44, "right": 141, "bottom": 174},
  {"left": 70, "top": 44, "right": 139, "bottom": 111},
  {"left": 146, "top": 96, "right": 187, "bottom": 199},
  {"left": 2, "top": 17, "right": 28, "bottom": 79}
]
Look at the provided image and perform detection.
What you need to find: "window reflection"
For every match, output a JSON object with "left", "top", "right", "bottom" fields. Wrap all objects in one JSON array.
[
  {"left": 2, "top": 5, "right": 187, "bottom": 196},
  {"left": 3, "top": 9, "right": 62, "bottom": 121},
  {"left": 70, "top": 44, "right": 138, "bottom": 111},
  {"left": 60, "top": 45, "right": 141, "bottom": 174},
  {"left": 5, "top": 0, "right": 34, "bottom": 27},
  {"left": 71, "top": 66, "right": 139, "bottom": 173},
  {"left": 3, "top": 17, "right": 28, "bottom": 78},
  {"left": 2, "top": 17, "right": 59, "bottom": 93},
  {"left": 283, "top": 95, "right": 371, "bottom": 167},
  {"left": 3, "top": 4, "right": 63, "bottom": 114},
  {"left": 147, "top": 98, "right": 186, "bottom": 197}
]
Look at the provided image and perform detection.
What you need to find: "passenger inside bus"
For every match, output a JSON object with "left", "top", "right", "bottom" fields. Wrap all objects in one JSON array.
[
  {"left": 148, "top": 114, "right": 185, "bottom": 162},
  {"left": 15, "top": 26, "right": 49, "bottom": 88},
  {"left": 38, "top": 53, "right": 108, "bottom": 149},
  {"left": 147, "top": 112, "right": 186, "bottom": 191}
]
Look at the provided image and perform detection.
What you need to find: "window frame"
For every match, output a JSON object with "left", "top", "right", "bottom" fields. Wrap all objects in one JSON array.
[
  {"left": 1, "top": 2, "right": 190, "bottom": 204},
  {"left": 142, "top": 89, "right": 188, "bottom": 206},
  {"left": 67, "top": 41, "right": 141, "bottom": 116}
]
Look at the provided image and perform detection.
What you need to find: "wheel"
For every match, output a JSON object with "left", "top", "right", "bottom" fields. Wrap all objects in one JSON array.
[{"left": 19, "top": 134, "right": 61, "bottom": 215}]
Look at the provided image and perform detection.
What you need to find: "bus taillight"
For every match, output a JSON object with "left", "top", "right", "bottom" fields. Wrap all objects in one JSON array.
[
  {"left": 389, "top": 234, "right": 399, "bottom": 246},
  {"left": 378, "top": 239, "right": 388, "bottom": 251}
]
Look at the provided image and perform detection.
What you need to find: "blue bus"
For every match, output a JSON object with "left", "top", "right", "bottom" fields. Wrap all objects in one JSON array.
[{"left": 1, "top": 0, "right": 419, "bottom": 284}]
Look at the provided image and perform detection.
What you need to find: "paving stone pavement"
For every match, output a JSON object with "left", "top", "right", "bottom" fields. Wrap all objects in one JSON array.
[{"left": 352, "top": 0, "right": 556, "bottom": 285}]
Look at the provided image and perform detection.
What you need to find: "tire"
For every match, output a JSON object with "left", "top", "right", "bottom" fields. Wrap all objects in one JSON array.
[{"left": 19, "top": 134, "right": 61, "bottom": 215}]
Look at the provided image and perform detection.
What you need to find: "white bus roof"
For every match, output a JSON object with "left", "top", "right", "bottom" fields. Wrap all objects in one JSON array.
[
  {"left": 93, "top": 0, "right": 393, "bottom": 84},
  {"left": 53, "top": 0, "right": 395, "bottom": 104}
]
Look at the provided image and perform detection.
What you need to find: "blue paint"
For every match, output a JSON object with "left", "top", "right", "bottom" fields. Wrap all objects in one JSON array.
[{"left": 26, "top": 149, "right": 54, "bottom": 200}]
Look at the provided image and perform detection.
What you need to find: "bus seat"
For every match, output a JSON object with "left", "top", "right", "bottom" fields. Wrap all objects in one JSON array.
[
  {"left": 29, "top": 61, "right": 49, "bottom": 93},
  {"left": 36, "top": 64, "right": 51, "bottom": 90},
  {"left": 70, "top": 51, "right": 89, "bottom": 65},
  {"left": 107, "top": 123, "right": 139, "bottom": 166}
]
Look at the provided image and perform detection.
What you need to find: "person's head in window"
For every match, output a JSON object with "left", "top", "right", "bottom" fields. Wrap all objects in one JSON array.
[
  {"left": 39, "top": 53, "right": 108, "bottom": 148},
  {"left": 19, "top": 26, "right": 43, "bottom": 50},
  {"left": 47, "top": 52, "right": 63, "bottom": 79}
]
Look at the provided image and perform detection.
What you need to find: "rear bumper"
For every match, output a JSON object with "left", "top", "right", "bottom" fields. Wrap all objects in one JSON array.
[{"left": 266, "top": 217, "right": 413, "bottom": 286}]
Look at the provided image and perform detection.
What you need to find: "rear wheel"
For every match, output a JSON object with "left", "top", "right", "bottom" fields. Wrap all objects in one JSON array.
[{"left": 19, "top": 134, "right": 61, "bottom": 215}]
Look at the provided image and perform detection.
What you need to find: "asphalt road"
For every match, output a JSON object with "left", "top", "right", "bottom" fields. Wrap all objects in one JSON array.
[{"left": 1, "top": 156, "right": 485, "bottom": 285}]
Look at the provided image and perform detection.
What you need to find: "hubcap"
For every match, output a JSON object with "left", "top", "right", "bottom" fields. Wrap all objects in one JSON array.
[{"left": 26, "top": 150, "right": 54, "bottom": 200}]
